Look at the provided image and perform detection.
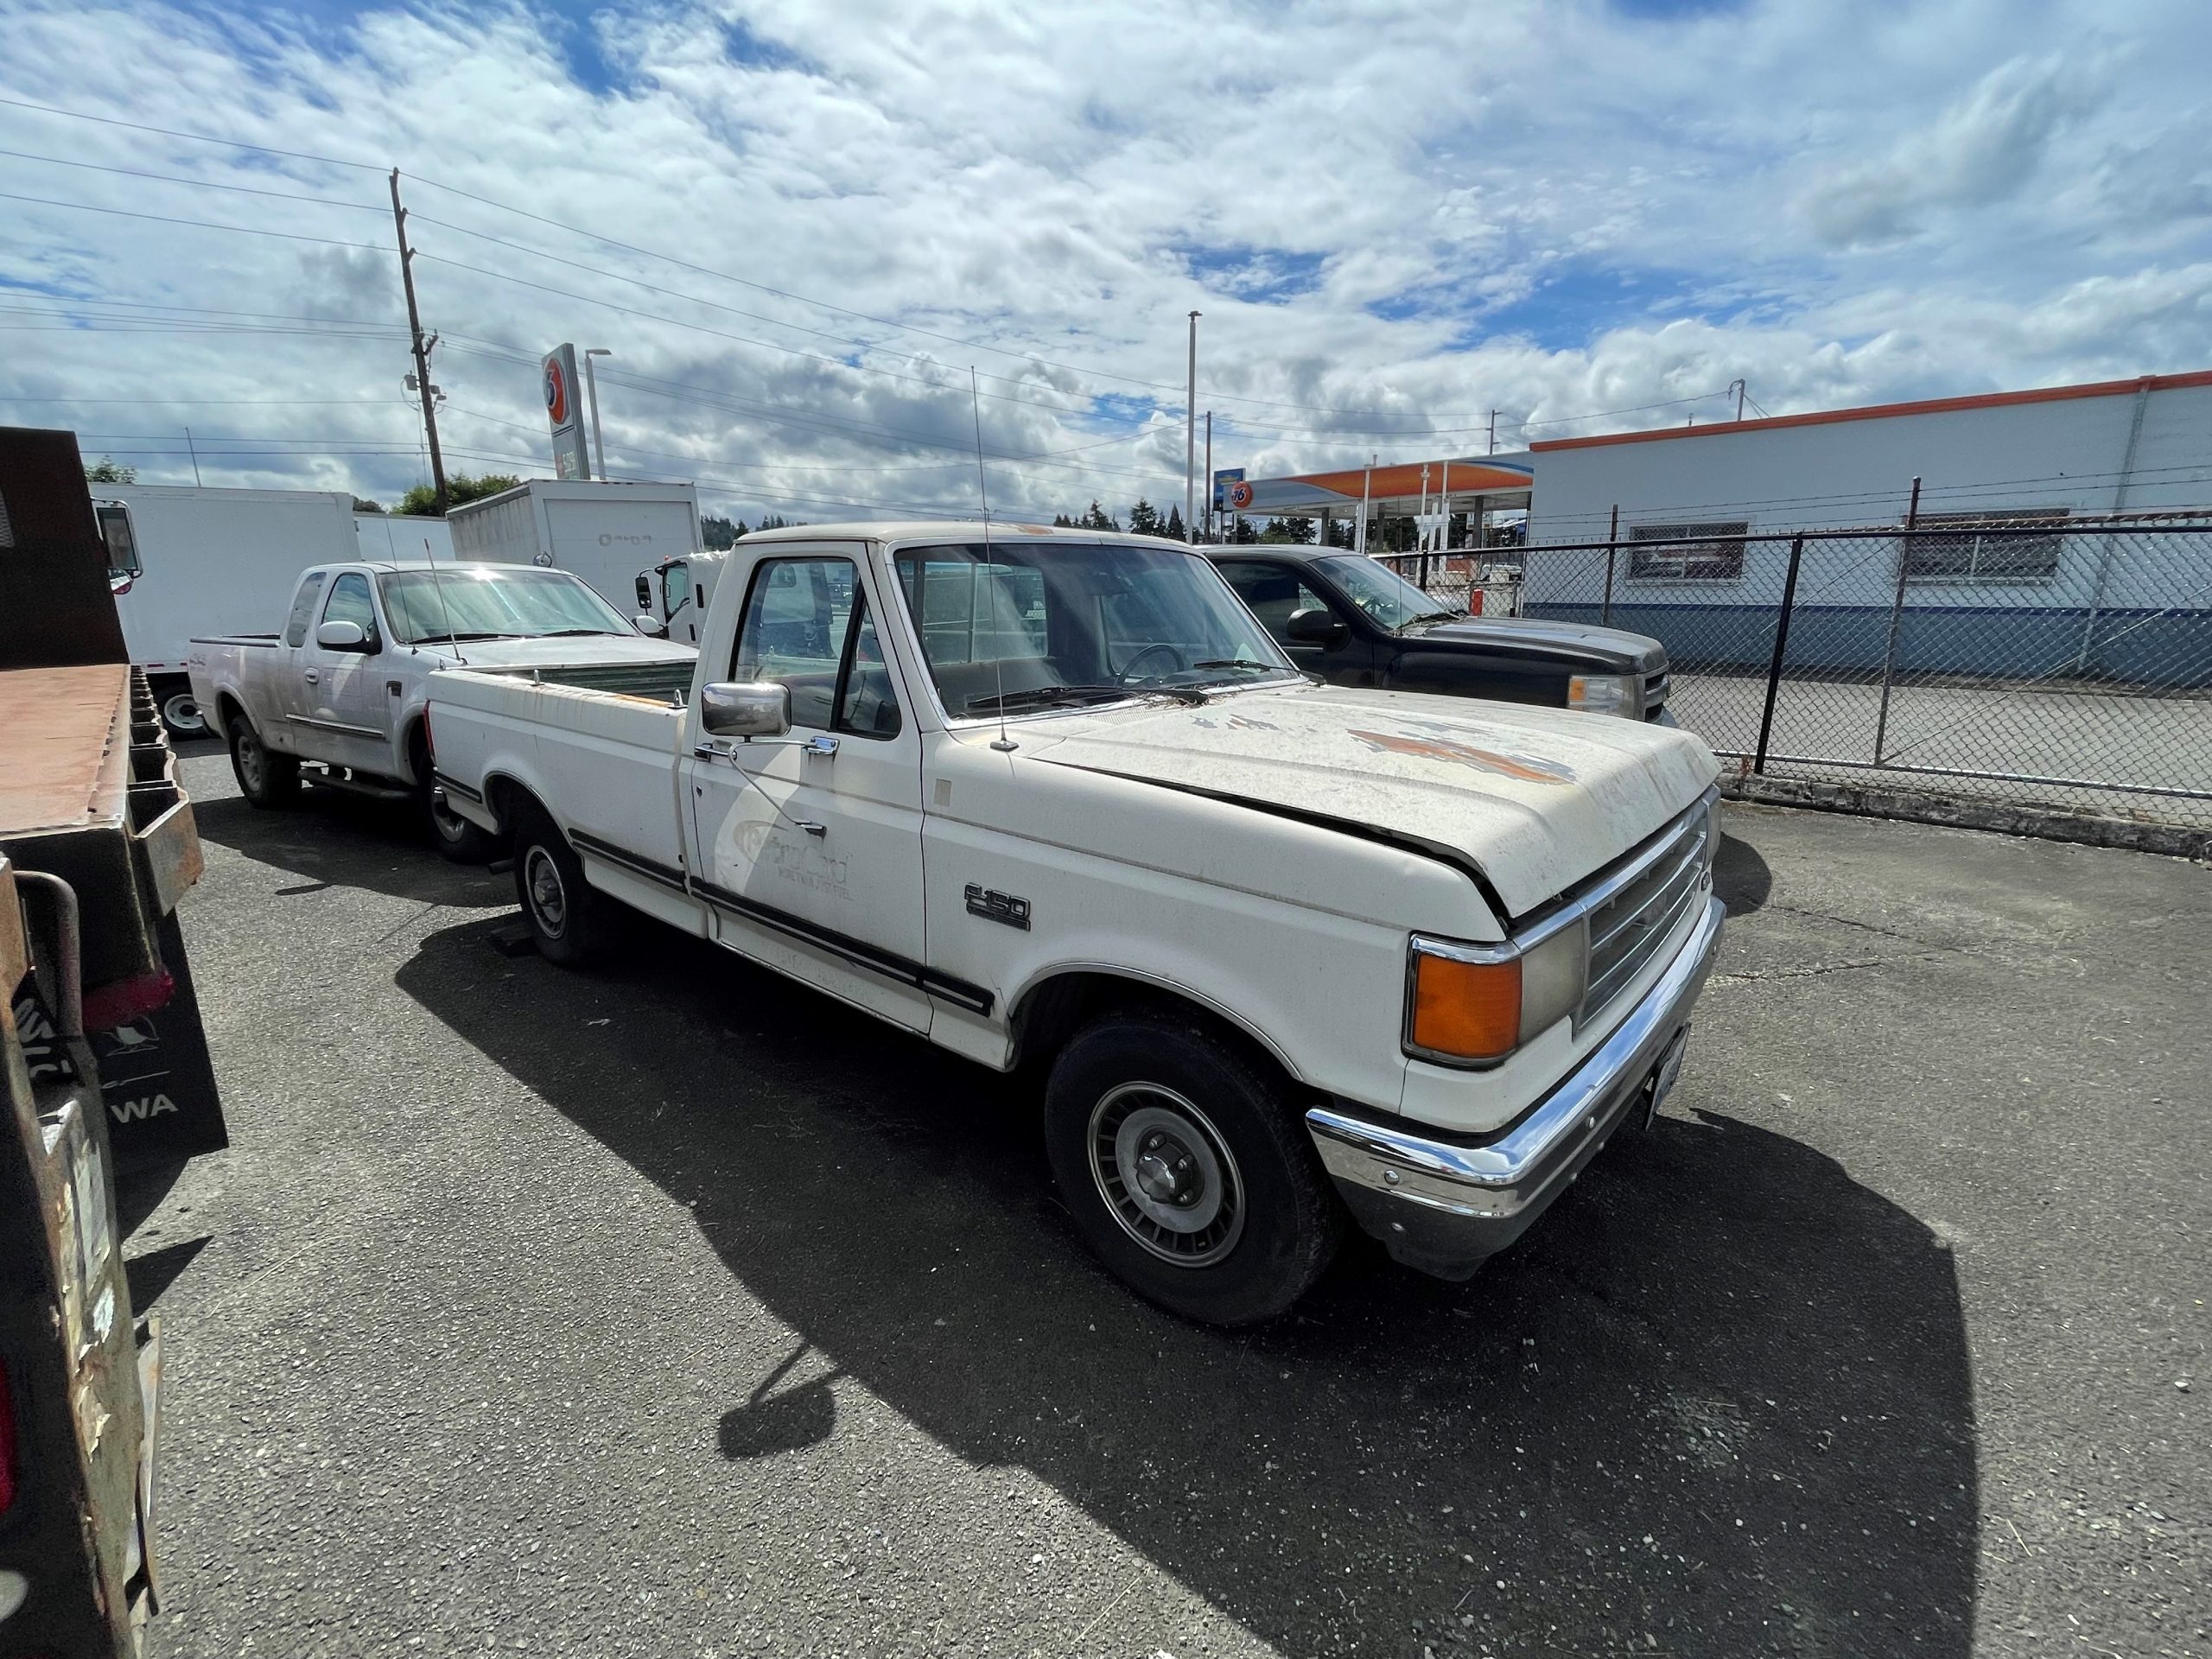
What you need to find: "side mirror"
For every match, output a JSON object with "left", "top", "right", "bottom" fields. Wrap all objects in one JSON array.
[
  {"left": 634, "top": 613, "right": 668, "bottom": 638},
  {"left": 315, "top": 619, "right": 370, "bottom": 651},
  {"left": 635, "top": 574, "right": 653, "bottom": 611},
  {"left": 701, "top": 681, "right": 791, "bottom": 739},
  {"left": 1286, "top": 607, "right": 1347, "bottom": 645}
]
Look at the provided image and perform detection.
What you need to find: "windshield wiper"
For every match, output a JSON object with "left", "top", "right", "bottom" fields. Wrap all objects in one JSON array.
[
  {"left": 1191, "top": 658, "right": 1282, "bottom": 673},
  {"left": 965, "top": 683, "right": 1130, "bottom": 713},
  {"left": 411, "top": 631, "right": 523, "bottom": 645},
  {"left": 535, "top": 627, "right": 625, "bottom": 637}
]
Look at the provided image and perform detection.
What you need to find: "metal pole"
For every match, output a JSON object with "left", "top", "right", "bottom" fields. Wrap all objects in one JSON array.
[
  {"left": 184, "top": 425, "right": 202, "bottom": 487},
  {"left": 1601, "top": 503, "right": 1618, "bottom": 626},
  {"left": 1872, "top": 475, "right": 1920, "bottom": 764},
  {"left": 1753, "top": 534, "right": 1807, "bottom": 775},
  {"left": 1440, "top": 457, "right": 1451, "bottom": 551},
  {"left": 1487, "top": 410, "right": 1497, "bottom": 455},
  {"left": 1202, "top": 410, "right": 1211, "bottom": 543},
  {"left": 583, "top": 347, "right": 613, "bottom": 480},
  {"left": 389, "top": 168, "right": 448, "bottom": 513},
  {"left": 2077, "top": 379, "right": 2152, "bottom": 671},
  {"left": 1357, "top": 455, "right": 1373, "bottom": 556},
  {"left": 1184, "top": 310, "right": 1200, "bottom": 542}
]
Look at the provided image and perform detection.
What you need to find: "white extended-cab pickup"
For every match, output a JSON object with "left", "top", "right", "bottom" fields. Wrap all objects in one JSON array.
[
  {"left": 188, "top": 559, "right": 695, "bottom": 858},
  {"left": 427, "top": 524, "right": 1725, "bottom": 1322}
]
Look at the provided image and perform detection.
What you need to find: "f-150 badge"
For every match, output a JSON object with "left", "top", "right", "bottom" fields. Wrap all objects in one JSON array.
[{"left": 964, "top": 884, "right": 1031, "bottom": 930}]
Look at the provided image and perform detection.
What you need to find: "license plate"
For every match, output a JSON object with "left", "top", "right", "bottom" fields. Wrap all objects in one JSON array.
[{"left": 1643, "top": 1027, "right": 1690, "bottom": 1128}]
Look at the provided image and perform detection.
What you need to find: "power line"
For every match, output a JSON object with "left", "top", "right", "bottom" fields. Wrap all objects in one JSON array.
[
  {"left": 0, "top": 191, "right": 387, "bottom": 250},
  {"left": 0, "top": 147, "right": 385, "bottom": 212},
  {"left": 0, "top": 94, "right": 383, "bottom": 171}
]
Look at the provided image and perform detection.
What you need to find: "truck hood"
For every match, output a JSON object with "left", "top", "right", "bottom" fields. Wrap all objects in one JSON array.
[
  {"left": 1408, "top": 615, "right": 1665, "bottom": 672},
  {"left": 1012, "top": 683, "right": 1716, "bottom": 918},
  {"left": 406, "top": 633, "right": 696, "bottom": 669}
]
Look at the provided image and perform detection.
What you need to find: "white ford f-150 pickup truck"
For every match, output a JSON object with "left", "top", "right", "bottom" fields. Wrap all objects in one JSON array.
[
  {"left": 188, "top": 560, "right": 696, "bottom": 859},
  {"left": 427, "top": 524, "right": 1725, "bottom": 1323}
]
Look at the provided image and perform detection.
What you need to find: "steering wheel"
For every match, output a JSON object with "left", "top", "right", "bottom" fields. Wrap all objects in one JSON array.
[{"left": 1116, "top": 642, "right": 1190, "bottom": 684}]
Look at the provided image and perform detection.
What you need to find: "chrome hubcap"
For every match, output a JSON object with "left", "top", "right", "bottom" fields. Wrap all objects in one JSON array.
[
  {"left": 1089, "top": 1084, "right": 1243, "bottom": 1267},
  {"left": 525, "top": 847, "right": 567, "bottom": 936},
  {"left": 237, "top": 735, "right": 264, "bottom": 790}
]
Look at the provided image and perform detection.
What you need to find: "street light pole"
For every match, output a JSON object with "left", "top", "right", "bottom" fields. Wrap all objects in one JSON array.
[
  {"left": 583, "top": 348, "right": 613, "bottom": 480},
  {"left": 1184, "top": 310, "right": 1200, "bottom": 543}
]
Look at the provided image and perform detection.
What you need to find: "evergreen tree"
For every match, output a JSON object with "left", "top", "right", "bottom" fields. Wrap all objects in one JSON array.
[
  {"left": 701, "top": 514, "right": 744, "bottom": 550},
  {"left": 1163, "top": 505, "right": 1185, "bottom": 542},
  {"left": 1128, "top": 498, "right": 1160, "bottom": 537},
  {"left": 1079, "top": 500, "right": 1121, "bottom": 532},
  {"left": 84, "top": 457, "right": 137, "bottom": 483},
  {"left": 397, "top": 471, "right": 520, "bottom": 517},
  {"left": 1052, "top": 512, "right": 1074, "bottom": 528}
]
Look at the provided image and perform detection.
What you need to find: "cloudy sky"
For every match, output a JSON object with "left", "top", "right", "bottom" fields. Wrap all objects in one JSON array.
[{"left": 3, "top": 0, "right": 2209, "bottom": 525}]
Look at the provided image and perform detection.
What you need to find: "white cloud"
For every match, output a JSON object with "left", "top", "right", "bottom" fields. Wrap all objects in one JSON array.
[{"left": 2, "top": 0, "right": 2209, "bottom": 525}]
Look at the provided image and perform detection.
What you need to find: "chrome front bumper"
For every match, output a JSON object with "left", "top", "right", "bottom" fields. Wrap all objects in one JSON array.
[{"left": 1306, "top": 894, "right": 1725, "bottom": 1281}]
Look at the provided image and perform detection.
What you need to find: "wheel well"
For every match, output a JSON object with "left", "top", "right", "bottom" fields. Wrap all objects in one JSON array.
[
  {"left": 1007, "top": 970, "right": 1300, "bottom": 1087},
  {"left": 214, "top": 691, "right": 248, "bottom": 734},
  {"left": 480, "top": 773, "right": 543, "bottom": 836}
]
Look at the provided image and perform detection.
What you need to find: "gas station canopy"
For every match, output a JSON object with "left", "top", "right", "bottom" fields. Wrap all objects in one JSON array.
[{"left": 1217, "top": 453, "right": 1534, "bottom": 521}]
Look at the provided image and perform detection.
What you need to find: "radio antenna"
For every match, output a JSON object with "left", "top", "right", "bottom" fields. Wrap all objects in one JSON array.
[
  {"left": 424, "top": 538, "right": 467, "bottom": 667},
  {"left": 972, "top": 366, "right": 1015, "bottom": 754}
]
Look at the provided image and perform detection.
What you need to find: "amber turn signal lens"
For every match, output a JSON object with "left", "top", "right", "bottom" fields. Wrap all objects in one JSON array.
[{"left": 1409, "top": 952, "right": 1522, "bottom": 1061}]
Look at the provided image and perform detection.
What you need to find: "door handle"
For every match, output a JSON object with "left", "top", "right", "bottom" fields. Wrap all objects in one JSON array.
[
  {"left": 303, "top": 671, "right": 319, "bottom": 684},
  {"left": 802, "top": 735, "right": 839, "bottom": 759},
  {"left": 795, "top": 820, "right": 827, "bottom": 837}
]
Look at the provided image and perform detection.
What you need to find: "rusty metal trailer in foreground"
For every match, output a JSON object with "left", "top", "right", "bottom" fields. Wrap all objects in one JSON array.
[{"left": 2, "top": 427, "right": 227, "bottom": 1656}]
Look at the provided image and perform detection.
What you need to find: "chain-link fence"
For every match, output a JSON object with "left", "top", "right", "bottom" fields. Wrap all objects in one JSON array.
[
  {"left": 1421, "top": 519, "right": 2212, "bottom": 832},
  {"left": 1372, "top": 551, "right": 1523, "bottom": 616}
]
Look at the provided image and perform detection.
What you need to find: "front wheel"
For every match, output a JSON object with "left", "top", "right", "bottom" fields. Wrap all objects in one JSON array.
[
  {"left": 227, "top": 715, "right": 300, "bottom": 808},
  {"left": 508, "top": 801, "right": 609, "bottom": 968},
  {"left": 1043, "top": 1012, "right": 1341, "bottom": 1325}
]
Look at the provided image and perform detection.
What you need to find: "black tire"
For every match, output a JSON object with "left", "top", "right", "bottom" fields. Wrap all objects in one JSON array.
[
  {"left": 508, "top": 799, "right": 608, "bottom": 968},
  {"left": 410, "top": 731, "right": 498, "bottom": 864},
  {"left": 226, "top": 715, "right": 300, "bottom": 808},
  {"left": 1043, "top": 1011, "right": 1341, "bottom": 1325}
]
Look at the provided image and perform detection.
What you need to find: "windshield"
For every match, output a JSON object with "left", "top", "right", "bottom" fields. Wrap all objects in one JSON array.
[
  {"left": 378, "top": 567, "right": 636, "bottom": 645},
  {"left": 1315, "top": 555, "right": 1456, "bottom": 632},
  {"left": 891, "top": 540, "right": 1298, "bottom": 717}
]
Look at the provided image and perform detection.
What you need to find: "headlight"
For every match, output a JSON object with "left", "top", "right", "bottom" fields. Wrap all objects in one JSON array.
[
  {"left": 1567, "top": 672, "right": 1642, "bottom": 719},
  {"left": 1405, "top": 924, "right": 1587, "bottom": 1065}
]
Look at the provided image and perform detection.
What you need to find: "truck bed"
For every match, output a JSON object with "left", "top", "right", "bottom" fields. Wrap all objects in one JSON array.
[{"left": 429, "top": 664, "right": 693, "bottom": 888}]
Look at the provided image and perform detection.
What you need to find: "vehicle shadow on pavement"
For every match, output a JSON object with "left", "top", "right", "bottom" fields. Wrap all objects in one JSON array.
[
  {"left": 395, "top": 914, "right": 1977, "bottom": 1659},
  {"left": 189, "top": 790, "right": 507, "bottom": 907}
]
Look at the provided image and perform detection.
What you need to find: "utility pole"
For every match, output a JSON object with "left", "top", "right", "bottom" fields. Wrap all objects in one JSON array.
[
  {"left": 1730, "top": 378, "right": 1746, "bottom": 423},
  {"left": 1184, "top": 311, "right": 1200, "bottom": 542},
  {"left": 389, "top": 168, "right": 448, "bottom": 514},
  {"left": 183, "top": 426, "right": 202, "bottom": 487},
  {"left": 1487, "top": 410, "right": 1497, "bottom": 455},
  {"left": 1202, "top": 410, "right": 1212, "bottom": 544}
]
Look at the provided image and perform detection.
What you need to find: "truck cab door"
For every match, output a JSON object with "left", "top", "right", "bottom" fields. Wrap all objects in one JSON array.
[
  {"left": 295, "top": 571, "right": 391, "bottom": 773},
  {"left": 684, "top": 551, "right": 930, "bottom": 1031},
  {"left": 264, "top": 570, "right": 328, "bottom": 753}
]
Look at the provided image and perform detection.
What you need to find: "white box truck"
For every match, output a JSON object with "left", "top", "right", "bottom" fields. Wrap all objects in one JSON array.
[
  {"left": 354, "top": 510, "right": 454, "bottom": 561},
  {"left": 101, "top": 484, "right": 360, "bottom": 735},
  {"left": 446, "top": 480, "right": 702, "bottom": 617}
]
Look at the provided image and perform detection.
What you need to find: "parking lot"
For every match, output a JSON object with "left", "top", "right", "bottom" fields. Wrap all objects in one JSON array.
[{"left": 123, "top": 747, "right": 2209, "bottom": 1659}]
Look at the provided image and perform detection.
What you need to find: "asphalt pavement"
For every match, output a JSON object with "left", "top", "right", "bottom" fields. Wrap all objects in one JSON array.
[{"left": 124, "top": 745, "right": 2209, "bottom": 1658}]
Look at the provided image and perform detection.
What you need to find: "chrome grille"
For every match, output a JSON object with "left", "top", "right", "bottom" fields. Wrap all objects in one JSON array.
[{"left": 1574, "top": 802, "right": 1713, "bottom": 1027}]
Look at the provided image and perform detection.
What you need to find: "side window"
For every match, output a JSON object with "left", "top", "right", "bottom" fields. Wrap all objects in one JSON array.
[
  {"left": 1218, "top": 561, "right": 1332, "bottom": 641},
  {"left": 732, "top": 557, "right": 901, "bottom": 740},
  {"left": 835, "top": 594, "right": 901, "bottom": 739},
  {"left": 321, "top": 571, "right": 379, "bottom": 646},
  {"left": 284, "top": 572, "right": 329, "bottom": 647}
]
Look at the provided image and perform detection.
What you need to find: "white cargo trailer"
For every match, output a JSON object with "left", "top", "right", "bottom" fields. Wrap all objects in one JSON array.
[
  {"left": 446, "top": 480, "right": 702, "bottom": 615},
  {"left": 354, "top": 510, "right": 454, "bottom": 561},
  {"left": 100, "top": 483, "right": 359, "bottom": 734}
]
